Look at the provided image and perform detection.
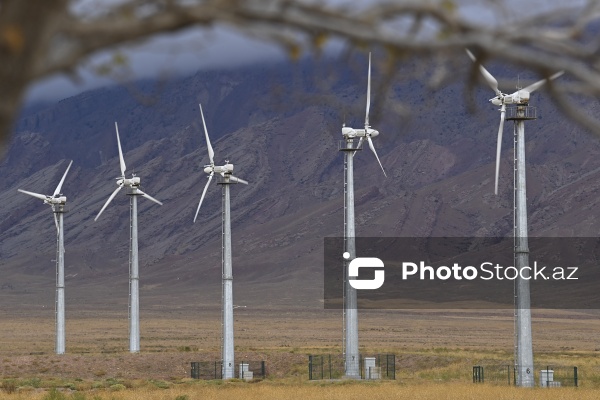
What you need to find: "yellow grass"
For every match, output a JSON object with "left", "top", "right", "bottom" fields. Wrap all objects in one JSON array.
[
  {"left": 0, "top": 382, "right": 599, "bottom": 400},
  {"left": 1, "top": 308, "right": 600, "bottom": 398},
  {"left": 2, "top": 308, "right": 600, "bottom": 355}
]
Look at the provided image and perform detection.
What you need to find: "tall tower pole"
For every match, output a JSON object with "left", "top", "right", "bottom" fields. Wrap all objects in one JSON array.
[
  {"left": 94, "top": 124, "right": 161, "bottom": 354},
  {"left": 18, "top": 160, "right": 73, "bottom": 355},
  {"left": 55, "top": 207, "right": 65, "bottom": 354},
  {"left": 512, "top": 105, "right": 534, "bottom": 386},
  {"left": 221, "top": 176, "right": 235, "bottom": 379},
  {"left": 129, "top": 191, "right": 140, "bottom": 353},
  {"left": 338, "top": 53, "right": 383, "bottom": 379},
  {"left": 342, "top": 138, "right": 360, "bottom": 378}
]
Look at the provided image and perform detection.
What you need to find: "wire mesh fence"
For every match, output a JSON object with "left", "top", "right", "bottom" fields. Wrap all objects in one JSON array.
[
  {"left": 191, "top": 360, "right": 266, "bottom": 380},
  {"left": 473, "top": 364, "right": 578, "bottom": 387},
  {"left": 472, "top": 365, "right": 512, "bottom": 385},
  {"left": 308, "top": 354, "right": 395, "bottom": 380},
  {"left": 535, "top": 365, "right": 578, "bottom": 387}
]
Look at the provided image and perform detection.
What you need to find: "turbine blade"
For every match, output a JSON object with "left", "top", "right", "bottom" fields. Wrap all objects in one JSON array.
[
  {"left": 523, "top": 71, "right": 564, "bottom": 93},
  {"left": 18, "top": 189, "right": 48, "bottom": 201},
  {"left": 229, "top": 175, "right": 249, "bottom": 185},
  {"left": 365, "top": 52, "right": 371, "bottom": 128},
  {"left": 353, "top": 136, "right": 364, "bottom": 155},
  {"left": 465, "top": 49, "right": 501, "bottom": 96},
  {"left": 494, "top": 104, "right": 507, "bottom": 195},
  {"left": 194, "top": 172, "right": 214, "bottom": 223},
  {"left": 199, "top": 104, "right": 215, "bottom": 165},
  {"left": 54, "top": 213, "right": 59, "bottom": 233},
  {"left": 95, "top": 185, "right": 122, "bottom": 221},
  {"left": 115, "top": 122, "right": 126, "bottom": 177},
  {"left": 465, "top": 48, "right": 477, "bottom": 62},
  {"left": 137, "top": 190, "right": 163, "bottom": 206},
  {"left": 366, "top": 136, "right": 387, "bottom": 177},
  {"left": 53, "top": 160, "right": 73, "bottom": 196}
]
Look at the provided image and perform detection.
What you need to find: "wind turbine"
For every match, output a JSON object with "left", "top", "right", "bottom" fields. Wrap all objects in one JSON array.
[
  {"left": 193, "top": 104, "right": 248, "bottom": 380},
  {"left": 95, "top": 122, "right": 163, "bottom": 353},
  {"left": 18, "top": 160, "right": 73, "bottom": 355},
  {"left": 467, "top": 49, "right": 563, "bottom": 387},
  {"left": 339, "top": 53, "right": 386, "bottom": 379}
]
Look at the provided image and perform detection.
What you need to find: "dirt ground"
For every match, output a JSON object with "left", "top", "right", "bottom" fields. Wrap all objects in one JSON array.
[{"left": 1, "top": 307, "right": 599, "bottom": 381}]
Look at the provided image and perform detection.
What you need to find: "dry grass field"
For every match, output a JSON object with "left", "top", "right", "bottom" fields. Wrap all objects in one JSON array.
[
  {"left": 1, "top": 306, "right": 600, "bottom": 398},
  {"left": 1, "top": 382, "right": 600, "bottom": 400}
]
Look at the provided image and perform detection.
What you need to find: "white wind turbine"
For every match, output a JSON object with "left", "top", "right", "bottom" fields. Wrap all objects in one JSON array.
[
  {"left": 194, "top": 104, "right": 248, "bottom": 380},
  {"left": 94, "top": 122, "right": 163, "bottom": 353},
  {"left": 339, "top": 52, "right": 386, "bottom": 379},
  {"left": 467, "top": 49, "right": 563, "bottom": 387},
  {"left": 18, "top": 160, "right": 73, "bottom": 355}
]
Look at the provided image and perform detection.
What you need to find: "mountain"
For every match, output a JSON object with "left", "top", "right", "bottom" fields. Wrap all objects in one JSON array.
[{"left": 1, "top": 57, "right": 600, "bottom": 313}]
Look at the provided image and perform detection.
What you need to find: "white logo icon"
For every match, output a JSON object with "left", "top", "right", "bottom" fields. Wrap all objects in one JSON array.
[{"left": 345, "top": 252, "right": 385, "bottom": 290}]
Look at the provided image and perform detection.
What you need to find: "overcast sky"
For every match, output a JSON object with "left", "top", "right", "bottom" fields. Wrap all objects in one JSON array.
[
  {"left": 25, "top": 24, "right": 289, "bottom": 102},
  {"left": 24, "top": 0, "right": 587, "bottom": 103}
]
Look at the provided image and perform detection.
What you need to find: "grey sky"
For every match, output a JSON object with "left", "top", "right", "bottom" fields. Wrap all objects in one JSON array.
[
  {"left": 24, "top": 0, "right": 587, "bottom": 103},
  {"left": 25, "top": 25, "right": 288, "bottom": 102}
]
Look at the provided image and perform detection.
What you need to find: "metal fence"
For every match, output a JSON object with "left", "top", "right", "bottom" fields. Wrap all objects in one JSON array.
[
  {"left": 473, "top": 364, "right": 578, "bottom": 387},
  {"left": 472, "top": 365, "right": 512, "bottom": 385},
  {"left": 191, "top": 361, "right": 266, "bottom": 380},
  {"left": 308, "top": 354, "right": 395, "bottom": 380}
]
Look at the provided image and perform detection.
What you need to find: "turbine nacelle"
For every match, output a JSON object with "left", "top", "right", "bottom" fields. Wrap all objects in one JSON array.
[
  {"left": 117, "top": 176, "right": 141, "bottom": 187},
  {"left": 490, "top": 90, "right": 530, "bottom": 106},
  {"left": 342, "top": 126, "right": 356, "bottom": 138},
  {"left": 46, "top": 195, "right": 67, "bottom": 205},
  {"left": 204, "top": 164, "right": 234, "bottom": 175},
  {"left": 342, "top": 128, "right": 379, "bottom": 139},
  {"left": 222, "top": 164, "right": 234, "bottom": 174}
]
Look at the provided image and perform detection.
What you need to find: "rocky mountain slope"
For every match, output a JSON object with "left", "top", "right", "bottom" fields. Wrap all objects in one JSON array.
[{"left": 1, "top": 57, "right": 600, "bottom": 312}]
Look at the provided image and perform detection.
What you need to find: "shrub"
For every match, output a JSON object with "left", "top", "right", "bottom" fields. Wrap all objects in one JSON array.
[
  {"left": 43, "top": 388, "right": 67, "bottom": 400},
  {"left": 105, "top": 378, "right": 119, "bottom": 386},
  {"left": 91, "top": 382, "right": 104, "bottom": 389},
  {"left": 2, "top": 380, "right": 16, "bottom": 394},
  {"left": 24, "top": 377, "right": 42, "bottom": 388},
  {"left": 109, "top": 384, "right": 126, "bottom": 391},
  {"left": 150, "top": 380, "right": 171, "bottom": 389}
]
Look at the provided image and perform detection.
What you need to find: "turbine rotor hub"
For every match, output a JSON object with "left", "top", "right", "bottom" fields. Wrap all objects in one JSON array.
[{"left": 367, "top": 128, "right": 379, "bottom": 138}]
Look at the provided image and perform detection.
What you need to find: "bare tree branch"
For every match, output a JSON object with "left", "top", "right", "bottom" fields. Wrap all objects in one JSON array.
[{"left": 3, "top": 0, "right": 600, "bottom": 155}]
